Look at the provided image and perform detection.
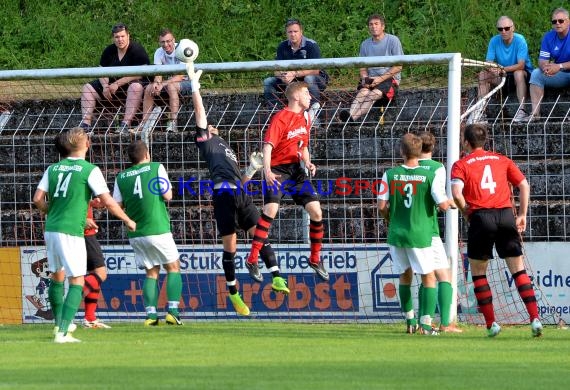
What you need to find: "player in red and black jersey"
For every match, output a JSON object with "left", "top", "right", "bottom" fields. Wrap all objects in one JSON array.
[
  {"left": 451, "top": 123, "right": 542, "bottom": 337},
  {"left": 248, "top": 81, "right": 329, "bottom": 282}
]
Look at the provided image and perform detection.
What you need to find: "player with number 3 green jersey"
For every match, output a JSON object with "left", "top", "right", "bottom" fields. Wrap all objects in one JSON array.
[{"left": 379, "top": 165, "right": 445, "bottom": 248}]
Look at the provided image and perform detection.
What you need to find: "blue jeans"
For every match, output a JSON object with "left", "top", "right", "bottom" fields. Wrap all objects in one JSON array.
[
  {"left": 529, "top": 68, "right": 570, "bottom": 89},
  {"left": 263, "top": 75, "right": 327, "bottom": 107}
]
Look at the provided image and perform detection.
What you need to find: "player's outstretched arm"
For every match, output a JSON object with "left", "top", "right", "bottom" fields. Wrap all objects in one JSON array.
[
  {"left": 98, "top": 192, "right": 136, "bottom": 232},
  {"left": 186, "top": 63, "right": 207, "bottom": 129}
]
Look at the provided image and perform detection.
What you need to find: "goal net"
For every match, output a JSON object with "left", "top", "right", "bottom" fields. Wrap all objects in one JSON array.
[{"left": 0, "top": 55, "right": 565, "bottom": 326}]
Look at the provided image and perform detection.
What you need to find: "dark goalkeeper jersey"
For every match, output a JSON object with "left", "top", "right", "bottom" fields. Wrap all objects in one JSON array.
[{"left": 194, "top": 126, "right": 241, "bottom": 185}]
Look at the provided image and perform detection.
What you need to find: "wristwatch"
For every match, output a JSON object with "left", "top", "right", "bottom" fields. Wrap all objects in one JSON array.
[{"left": 560, "top": 63, "right": 564, "bottom": 70}]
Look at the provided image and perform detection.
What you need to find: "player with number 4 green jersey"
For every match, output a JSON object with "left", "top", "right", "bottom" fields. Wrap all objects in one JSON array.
[
  {"left": 114, "top": 161, "right": 171, "bottom": 238},
  {"left": 113, "top": 140, "right": 182, "bottom": 326}
]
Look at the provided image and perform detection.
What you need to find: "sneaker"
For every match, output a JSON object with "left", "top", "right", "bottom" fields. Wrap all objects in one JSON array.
[
  {"left": 53, "top": 322, "right": 77, "bottom": 335},
  {"left": 308, "top": 260, "right": 330, "bottom": 281},
  {"left": 54, "top": 332, "right": 81, "bottom": 343},
  {"left": 406, "top": 324, "right": 419, "bottom": 334},
  {"left": 513, "top": 109, "right": 530, "bottom": 123},
  {"left": 271, "top": 276, "right": 290, "bottom": 294},
  {"left": 165, "top": 312, "right": 183, "bottom": 326},
  {"left": 439, "top": 323, "right": 463, "bottom": 333},
  {"left": 83, "top": 319, "right": 111, "bottom": 329},
  {"left": 531, "top": 318, "right": 543, "bottom": 337},
  {"left": 487, "top": 322, "right": 501, "bottom": 337},
  {"left": 229, "top": 293, "right": 250, "bottom": 316},
  {"left": 421, "top": 326, "right": 440, "bottom": 336},
  {"left": 245, "top": 261, "right": 263, "bottom": 283},
  {"left": 144, "top": 318, "right": 160, "bottom": 326},
  {"left": 308, "top": 102, "right": 321, "bottom": 124},
  {"left": 115, "top": 121, "right": 129, "bottom": 134},
  {"left": 165, "top": 120, "right": 178, "bottom": 132}
]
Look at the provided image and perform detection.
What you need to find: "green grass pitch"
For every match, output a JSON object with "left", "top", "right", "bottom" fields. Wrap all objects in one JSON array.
[{"left": 0, "top": 322, "right": 567, "bottom": 389}]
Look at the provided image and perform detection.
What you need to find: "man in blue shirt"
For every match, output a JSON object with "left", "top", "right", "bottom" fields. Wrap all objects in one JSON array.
[
  {"left": 473, "top": 16, "right": 533, "bottom": 123},
  {"left": 528, "top": 8, "right": 570, "bottom": 121}
]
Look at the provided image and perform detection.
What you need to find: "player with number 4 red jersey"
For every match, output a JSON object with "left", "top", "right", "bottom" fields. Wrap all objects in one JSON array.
[
  {"left": 450, "top": 124, "right": 542, "bottom": 338},
  {"left": 450, "top": 141, "right": 525, "bottom": 215}
]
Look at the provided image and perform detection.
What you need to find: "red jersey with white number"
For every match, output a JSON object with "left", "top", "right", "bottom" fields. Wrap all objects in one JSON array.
[
  {"left": 264, "top": 108, "right": 310, "bottom": 166},
  {"left": 451, "top": 149, "right": 525, "bottom": 212}
]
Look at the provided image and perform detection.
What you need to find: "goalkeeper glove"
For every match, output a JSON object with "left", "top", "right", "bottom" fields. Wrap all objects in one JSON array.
[
  {"left": 245, "top": 151, "right": 263, "bottom": 177},
  {"left": 186, "top": 63, "right": 203, "bottom": 92}
]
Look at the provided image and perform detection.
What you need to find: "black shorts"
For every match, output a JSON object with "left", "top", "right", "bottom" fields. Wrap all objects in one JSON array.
[
  {"left": 213, "top": 189, "right": 260, "bottom": 237},
  {"left": 357, "top": 77, "right": 399, "bottom": 100},
  {"left": 467, "top": 208, "right": 523, "bottom": 260},
  {"left": 89, "top": 79, "right": 147, "bottom": 101},
  {"left": 502, "top": 71, "right": 531, "bottom": 93},
  {"left": 263, "top": 163, "right": 319, "bottom": 206},
  {"left": 85, "top": 234, "right": 105, "bottom": 271}
]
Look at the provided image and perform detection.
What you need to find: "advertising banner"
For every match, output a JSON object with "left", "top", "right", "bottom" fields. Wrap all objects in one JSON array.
[{"left": 19, "top": 243, "right": 569, "bottom": 324}]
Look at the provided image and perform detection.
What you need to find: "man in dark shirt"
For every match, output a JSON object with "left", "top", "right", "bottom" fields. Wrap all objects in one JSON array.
[
  {"left": 263, "top": 18, "right": 328, "bottom": 123},
  {"left": 79, "top": 23, "right": 150, "bottom": 134}
]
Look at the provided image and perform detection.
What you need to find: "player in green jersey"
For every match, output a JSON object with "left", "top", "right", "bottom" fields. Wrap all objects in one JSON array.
[
  {"left": 377, "top": 133, "right": 453, "bottom": 335},
  {"left": 113, "top": 140, "right": 183, "bottom": 326},
  {"left": 33, "top": 127, "right": 135, "bottom": 343},
  {"left": 413, "top": 132, "right": 460, "bottom": 333}
]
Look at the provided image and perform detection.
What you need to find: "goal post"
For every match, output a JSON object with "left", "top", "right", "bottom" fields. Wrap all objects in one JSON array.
[{"left": 4, "top": 53, "right": 561, "bottom": 326}]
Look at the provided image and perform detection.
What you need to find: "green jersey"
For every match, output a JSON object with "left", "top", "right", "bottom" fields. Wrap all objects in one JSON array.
[
  {"left": 114, "top": 162, "right": 171, "bottom": 238},
  {"left": 38, "top": 158, "right": 101, "bottom": 236},
  {"left": 419, "top": 158, "right": 445, "bottom": 237},
  {"left": 380, "top": 165, "right": 444, "bottom": 248}
]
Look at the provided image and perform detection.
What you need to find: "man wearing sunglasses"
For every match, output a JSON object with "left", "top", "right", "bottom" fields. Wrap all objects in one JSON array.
[
  {"left": 528, "top": 8, "right": 570, "bottom": 121},
  {"left": 472, "top": 16, "right": 533, "bottom": 123}
]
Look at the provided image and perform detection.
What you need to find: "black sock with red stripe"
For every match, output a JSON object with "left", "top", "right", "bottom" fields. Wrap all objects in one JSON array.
[
  {"left": 309, "top": 220, "right": 324, "bottom": 264},
  {"left": 248, "top": 213, "right": 273, "bottom": 264},
  {"left": 513, "top": 270, "right": 539, "bottom": 321},
  {"left": 472, "top": 274, "right": 495, "bottom": 328},
  {"left": 83, "top": 273, "right": 102, "bottom": 322}
]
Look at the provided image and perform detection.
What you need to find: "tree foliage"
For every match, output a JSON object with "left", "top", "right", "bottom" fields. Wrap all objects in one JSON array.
[{"left": 0, "top": 0, "right": 562, "bottom": 72}]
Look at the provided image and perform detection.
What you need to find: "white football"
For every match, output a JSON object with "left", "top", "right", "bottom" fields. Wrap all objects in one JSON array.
[{"left": 175, "top": 39, "right": 199, "bottom": 63}]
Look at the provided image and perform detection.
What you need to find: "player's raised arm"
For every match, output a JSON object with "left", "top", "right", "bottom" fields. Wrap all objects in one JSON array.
[{"left": 186, "top": 63, "right": 206, "bottom": 129}]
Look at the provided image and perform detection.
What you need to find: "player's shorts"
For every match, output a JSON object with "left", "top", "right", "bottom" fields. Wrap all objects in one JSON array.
[
  {"left": 129, "top": 233, "right": 179, "bottom": 270},
  {"left": 467, "top": 208, "right": 523, "bottom": 260},
  {"left": 357, "top": 77, "right": 399, "bottom": 100},
  {"left": 90, "top": 78, "right": 149, "bottom": 101},
  {"left": 85, "top": 234, "right": 105, "bottom": 272},
  {"left": 389, "top": 245, "right": 435, "bottom": 275},
  {"left": 263, "top": 163, "right": 319, "bottom": 206},
  {"left": 44, "top": 231, "right": 87, "bottom": 277},
  {"left": 213, "top": 189, "right": 260, "bottom": 236},
  {"left": 431, "top": 236, "right": 450, "bottom": 270},
  {"left": 388, "top": 245, "right": 435, "bottom": 275}
]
